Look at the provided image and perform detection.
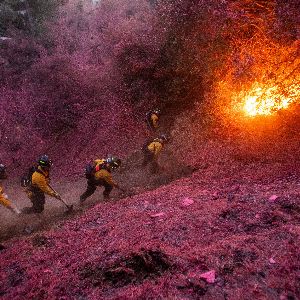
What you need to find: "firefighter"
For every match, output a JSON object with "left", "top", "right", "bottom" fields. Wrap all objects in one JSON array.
[
  {"left": 80, "top": 156, "right": 123, "bottom": 203},
  {"left": 0, "top": 164, "right": 21, "bottom": 214},
  {"left": 146, "top": 108, "right": 161, "bottom": 131},
  {"left": 22, "top": 155, "right": 61, "bottom": 214},
  {"left": 142, "top": 134, "right": 169, "bottom": 172}
]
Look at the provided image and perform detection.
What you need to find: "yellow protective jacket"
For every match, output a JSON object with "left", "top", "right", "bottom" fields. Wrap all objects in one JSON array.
[
  {"left": 147, "top": 141, "right": 163, "bottom": 158},
  {"left": 31, "top": 167, "right": 56, "bottom": 197},
  {"left": 94, "top": 159, "right": 106, "bottom": 172},
  {"left": 94, "top": 159, "right": 106, "bottom": 166},
  {"left": 94, "top": 169, "right": 117, "bottom": 187},
  {"left": 150, "top": 113, "right": 159, "bottom": 128},
  {"left": 0, "top": 183, "right": 12, "bottom": 208}
]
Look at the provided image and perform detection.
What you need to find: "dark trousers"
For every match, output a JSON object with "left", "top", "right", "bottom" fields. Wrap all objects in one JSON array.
[
  {"left": 146, "top": 120, "right": 157, "bottom": 132},
  {"left": 23, "top": 189, "right": 45, "bottom": 214},
  {"left": 80, "top": 178, "right": 113, "bottom": 202},
  {"left": 142, "top": 150, "right": 159, "bottom": 172}
]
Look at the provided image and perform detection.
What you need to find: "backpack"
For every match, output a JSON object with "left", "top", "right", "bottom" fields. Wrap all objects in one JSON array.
[
  {"left": 21, "top": 166, "right": 37, "bottom": 188},
  {"left": 84, "top": 163, "right": 95, "bottom": 179},
  {"left": 85, "top": 159, "right": 110, "bottom": 179}
]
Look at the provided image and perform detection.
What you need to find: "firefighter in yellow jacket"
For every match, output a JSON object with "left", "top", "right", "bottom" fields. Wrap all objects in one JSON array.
[
  {"left": 146, "top": 109, "right": 161, "bottom": 131},
  {"left": 80, "top": 156, "right": 123, "bottom": 203},
  {"left": 0, "top": 164, "right": 21, "bottom": 214},
  {"left": 142, "top": 134, "right": 169, "bottom": 172},
  {"left": 22, "top": 155, "right": 61, "bottom": 214}
]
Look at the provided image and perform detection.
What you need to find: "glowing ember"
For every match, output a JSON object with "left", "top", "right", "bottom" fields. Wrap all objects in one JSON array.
[
  {"left": 214, "top": 34, "right": 300, "bottom": 120},
  {"left": 238, "top": 83, "right": 300, "bottom": 117}
]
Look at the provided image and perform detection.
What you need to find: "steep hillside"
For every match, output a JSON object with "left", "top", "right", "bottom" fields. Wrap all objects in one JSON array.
[
  {"left": 1, "top": 1, "right": 300, "bottom": 299},
  {"left": 1, "top": 155, "right": 299, "bottom": 299}
]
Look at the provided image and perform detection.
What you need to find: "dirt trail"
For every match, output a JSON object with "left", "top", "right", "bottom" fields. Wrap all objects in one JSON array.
[
  {"left": 1, "top": 155, "right": 299, "bottom": 299},
  {"left": 0, "top": 148, "right": 194, "bottom": 242}
]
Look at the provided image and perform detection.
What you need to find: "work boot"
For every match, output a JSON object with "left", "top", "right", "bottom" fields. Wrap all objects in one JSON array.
[{"left": 21, "top": 206, "right": 43, "bottom": 214}]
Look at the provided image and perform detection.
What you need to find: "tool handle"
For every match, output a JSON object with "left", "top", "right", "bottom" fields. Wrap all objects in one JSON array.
[{"left": 48, "top": 184, "right": 69, "bottom": 207}]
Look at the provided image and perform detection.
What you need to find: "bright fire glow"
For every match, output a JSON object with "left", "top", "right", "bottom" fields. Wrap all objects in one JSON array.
[
  {"left": 244, "top": 85, "right": 300, "bottom": 116},
  {"left": 214, "top": 35, "right": 300, "bottom": 121},
  {"left": 238, "top": 83, "right": 300, "bottom": 117}
]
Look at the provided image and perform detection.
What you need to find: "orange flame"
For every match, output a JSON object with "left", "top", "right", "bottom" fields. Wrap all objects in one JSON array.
[
  {"left": 213, "top": 35, "right": 300, "bottom": 121},
  {"left": 240, "top": 83, "right": 300, "bottom": 116}
]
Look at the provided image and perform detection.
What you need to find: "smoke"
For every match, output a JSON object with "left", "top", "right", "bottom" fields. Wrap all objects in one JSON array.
[{"left": 0, "top": 0, "right": 299, "bottom": 172}]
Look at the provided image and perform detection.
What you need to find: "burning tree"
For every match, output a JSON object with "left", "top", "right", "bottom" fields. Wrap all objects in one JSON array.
[
  {"left": 216, "top": 34, "right": 300, "bottom": 118},
  {"left": 208, "top": 1, "right": 299, "bottom": 128},
  {"left": 168, "top": 0, "right": 300, "bottom": 161}
]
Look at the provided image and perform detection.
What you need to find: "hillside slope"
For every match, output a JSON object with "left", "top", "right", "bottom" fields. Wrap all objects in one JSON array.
[{"left": 1, "top": 157, "right": 299, "bottom": 300}]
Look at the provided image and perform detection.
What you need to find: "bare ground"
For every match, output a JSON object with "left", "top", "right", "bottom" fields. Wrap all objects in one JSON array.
[{"left": 0, "top": 152, "right": 299, "bottom": 299}]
